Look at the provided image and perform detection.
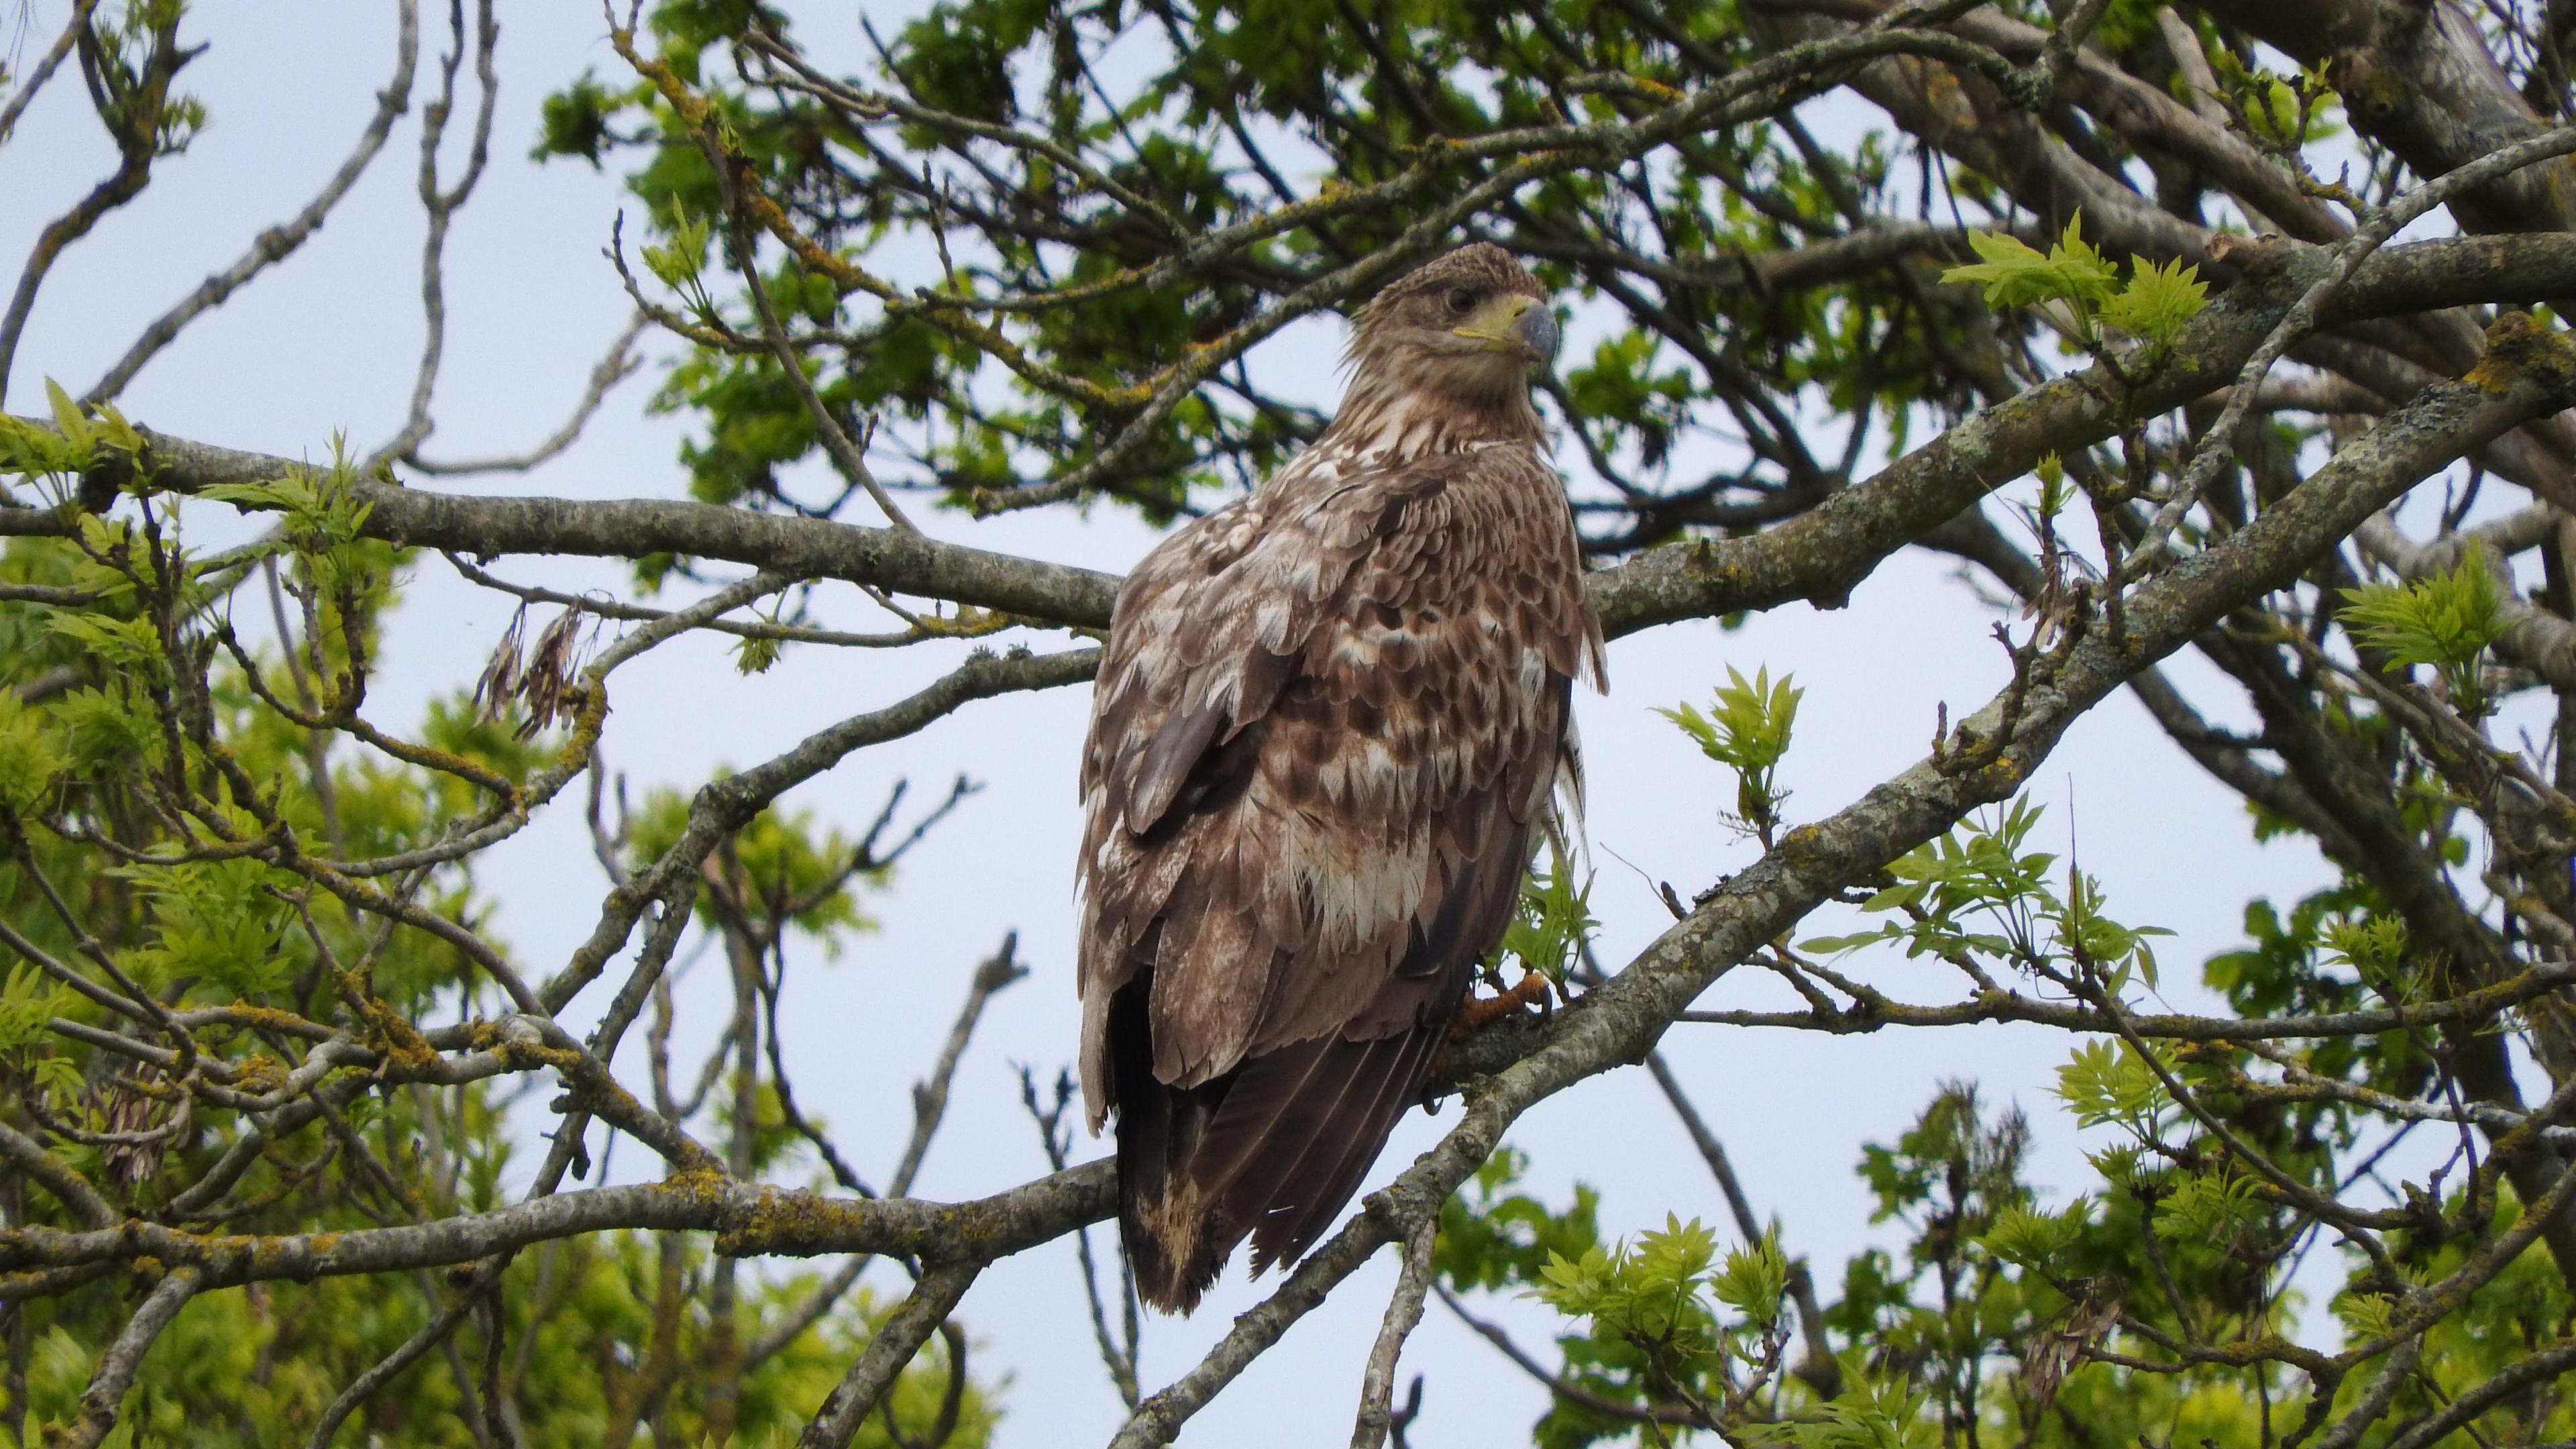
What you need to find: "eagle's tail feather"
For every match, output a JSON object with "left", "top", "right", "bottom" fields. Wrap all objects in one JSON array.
[
  {"left": 1116, "top": 1006, "right": 1448, "bottom": 1313},
  {"left": 1245, "top": 1028, "right": 1441, "bottom": 1273},
  {"left": 1111, "top": 981, "right": 1230, "bottom": 1314},
  {"left": 1213, "top": 1034, "right": 1399, "bottom": 1252}
]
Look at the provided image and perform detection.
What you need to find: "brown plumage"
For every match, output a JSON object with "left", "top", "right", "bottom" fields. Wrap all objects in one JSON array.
[{"left": 1075, "top": 244, "right": 1605, "bottom": 1313}]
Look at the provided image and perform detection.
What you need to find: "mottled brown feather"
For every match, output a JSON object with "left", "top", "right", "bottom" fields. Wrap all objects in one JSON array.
[{"left": 1077, "top": 244, "right": 1604, "bottom": 1312}]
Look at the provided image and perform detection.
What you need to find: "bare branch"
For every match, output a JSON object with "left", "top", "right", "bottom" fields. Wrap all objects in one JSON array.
[
  {"left": 0, "top": 1164, "right": 1118, "bottom": 1284},
  {"left": 60, "top": 1267, "right": 199, "bottom": 1449},
  {"left": 0, "top": 1120, "right": 114, "bottom": 1229},
  {"left": 443, "top": 553, "right": 973, "bottom": 650},
  {"left": 0, "top": 0, "right": 99, "bottom": 147},
  {"left": 85, "top": 0, "right": 422, "bottom": 404},
  {"left": 794, "top": 1260, "right": 979, "bottom": 1449},
  {"left": 1348, "top": 1218, "right": 1438, "bottom": 1449},
  {"left": 0, "top": 3, "right": 196, "bottom": 407},
  {"left": 405, "top": 313, "right": 647, "bottom": 475},
  {"left": 371, "top": 0, "right": 499, "bottom": 468}
]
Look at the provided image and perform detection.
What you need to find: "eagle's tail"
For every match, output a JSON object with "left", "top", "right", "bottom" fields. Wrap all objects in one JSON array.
[
  {"left": 1110, "top": 981, "right": 1230, "bottom": 1313},
  {"left": 1111, "top": 980, "right": 1445, "bottom": 1313}
]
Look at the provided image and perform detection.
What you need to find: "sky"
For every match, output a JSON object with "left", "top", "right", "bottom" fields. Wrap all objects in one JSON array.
[{"left": 0, "top": 3, "right": 2379, "bottom": 1445}]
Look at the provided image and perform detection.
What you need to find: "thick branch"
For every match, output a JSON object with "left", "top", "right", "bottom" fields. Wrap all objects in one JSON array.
[{"left": 0, "top": 1165, "right": 1116, "bottom": 1285}]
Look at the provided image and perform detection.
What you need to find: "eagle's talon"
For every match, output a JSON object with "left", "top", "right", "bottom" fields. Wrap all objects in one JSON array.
[{"left": 1448, "top": 970, "right": 1554, "bottom": 1039}]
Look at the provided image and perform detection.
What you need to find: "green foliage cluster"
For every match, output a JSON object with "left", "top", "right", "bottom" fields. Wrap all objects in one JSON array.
[
  {"left": 1427, "top": 712, "right": 2575, "bottom": 1448},
  {"left": 525, "top": 0, "right": 2039, "bottom": 558},
  {"left": 0, "top": 405, "right": 988, "bottom": 1445},
  {"left": 1803, "top": 800, "right": 2172, "bottom": 994},
  {"left": 1660, "top": 667, "right": 1803, "bottom": 843},
  {"left": 1495, "top": 840, "right": 1601, "bottom": 991},
  {"left": 11, "top": 1254, "right": 986, "bottom": 1449},
  {"left": 1447, "top": 1061, "right": 2576, "bottom": 1448},
  {"left": 2340, "top": 549, "right": 2509, "bottom": 716},
  {"left": 1943, "top": 215, "right": 2210, "bottom": 357}
]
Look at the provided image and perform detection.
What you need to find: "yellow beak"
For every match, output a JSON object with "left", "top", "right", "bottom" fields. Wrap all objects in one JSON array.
[{"left": 1453, "top": 294, "right": 1560, "bottom": 364}]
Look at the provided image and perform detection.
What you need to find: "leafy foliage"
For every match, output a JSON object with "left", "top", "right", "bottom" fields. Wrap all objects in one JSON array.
[
  {"left": 1496, "top": 839, "right": 1600, "bottom": 991},
  {"left": 1942, "top": 215, "right": 2209, "bottom": 355},
  {"left": 1658, "top": 667, "right": 1803, "bottom": 841},
  {"left": 1801, "top": 800, "right": 2171, "bottom": 991},
  {"left": 2340, "top": 548, "right": 2508, "bottom": 716},
  {"left": 0, "top": 496, "right": 983, "bottom": 1444}
]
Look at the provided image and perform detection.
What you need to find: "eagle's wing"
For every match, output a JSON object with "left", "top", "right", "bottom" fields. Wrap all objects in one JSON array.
[{"left": 1077, "top": 442, "right": 1599, "bottom": 1310}]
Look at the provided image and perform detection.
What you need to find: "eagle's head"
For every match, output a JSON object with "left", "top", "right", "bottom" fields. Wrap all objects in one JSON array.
[{"left": 1344, "top": 244, "right": 1558, "bottom": 425}]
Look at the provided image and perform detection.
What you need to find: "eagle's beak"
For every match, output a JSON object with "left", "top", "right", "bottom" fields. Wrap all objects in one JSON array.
[{"left": 1456, "top": 295, "right": 1560, "bottom": 366}]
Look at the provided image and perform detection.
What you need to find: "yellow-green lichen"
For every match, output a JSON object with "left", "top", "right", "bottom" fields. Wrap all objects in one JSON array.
[{"left": 2468, "top": 311, "right": 2576, "bottom": 396}]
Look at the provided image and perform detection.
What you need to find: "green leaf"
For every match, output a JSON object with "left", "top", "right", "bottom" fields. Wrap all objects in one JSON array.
[
  {"left": 2034, "top": 451, "right": 2070, "bottom": 520},
  {"left": 111, "top": 858, "right": 298, "bottom": 998},
  {"left": 1659, "top": 665, "right": 1802, "bottom": 830},
  {"left": 2100, "top": 256, "right": 2209, "bottom": 346},
  {"left": 2322, "top": 916, "right": 2405, "bottom": 968},
  {"left": 50, "top": 685, "right": 163, "bottom": 774},
  {"left": 0, "top": 411, "right": 92, "bottom": 479},
  {"left": 2332, "top": 1289, "right": 2397, "bottom": 1340},
  {"left": 1941, "top": 229, "right": 2053, "bottom": 308},
  {"left": 2053, "top": 1040, "right": 2171, "bottom": 1134},
  {"left": 1978, "top": 1199, "right": 2090, "bottom": 1268},
  {"left": 32, "top": 1053, "right": 84, "bottom": 1105},
  {"left": 0, "top": 688, "right": 65, "bottom": 816},
  {"left": 1633, "top": 1213, "right": 1719, "bottom": 1293},
  {"left": 2048, "top": 213, "right": 2118, "bottom": 303},
  {"left": 2052, "top": 867, "right": 2174, "bottom": 988},
  {"left": 1801, "top": 926, "right": 1899, "bottom": 955},
  {"left": 0, "top": 963, "right": 74, "bottom": 1053},
  {"left": 2153, "top": 1169, "right": 2267, "bottom": 1244},
  {"left": 643, "top": 207, "right": 714, "bottom": 290},
  {"left": 44, "top": 377, "right": 92, "bottom": 455},
  {"left": 1497, "top": 836, "right": 1595, "bottom": 988},
  {"left": 1941, "top": 212, "right": 2116, "bottom": 313},
  {"left": 1746, "top": 1358, "right": 1939, "bottom": 1449},
  {"left": 91, "top": 398, "right": 144, "bottom": 454},
  {"left": 1710, "top": 1226, "right": 1790, "bottom": 1327},
  {"left": 1532, "top": 1245, "right": 1613, "bottom": 1314},
  {"left": 46, "top": 613, "right": 166, "bottom": 674},
  {"left": 734, "top": 632, "right": 784, "bottom": 675},
  {"left": 2341, "top": 549, "right": 2506, "bottom": 714}
]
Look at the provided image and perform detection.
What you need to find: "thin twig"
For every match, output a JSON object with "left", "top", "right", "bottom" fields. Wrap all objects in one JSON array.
[
  {"left": 894, "top": 935, "right": 1027, "bottom": 1193},
  {"left": 370, "top": 0, "right": 498, "bottom": 469},
  {"left": 405, "top": 313, "right": 648, "bottom": 474},
  {"left": 1350, "top": 1217, "right": 1439, "bottom": 1449},
  {"left": 60, "top": 1267, "right": 200, "bottom": 1449},
  {"left": 87, "top": 0, "right": 421, "bottom": 402},
  {"left": 2127, "top": 125, "right": 2576, "bottom": 574},
  {"left": 794, "top": 1260, "right": 980, "bottom": 1449},
  {"left": 746, "top": 936, "right": 1026, "bottom": 1368},
  {"left": 0, "top": 0, "right": 99, "bottom": 146},
  {"left": 1018, "top": 1067, "right": 1140, "bottom": 1407}
]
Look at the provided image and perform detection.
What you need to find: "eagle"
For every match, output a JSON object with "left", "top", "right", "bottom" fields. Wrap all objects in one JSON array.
[{"left": 1076, "top": 244, "right": 1605, "bottom": 1313}]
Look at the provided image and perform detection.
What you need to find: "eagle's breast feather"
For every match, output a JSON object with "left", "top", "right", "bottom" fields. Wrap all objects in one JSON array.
[{"left": 1081, "top": 435, "right": 1596, "bottom": 1083}]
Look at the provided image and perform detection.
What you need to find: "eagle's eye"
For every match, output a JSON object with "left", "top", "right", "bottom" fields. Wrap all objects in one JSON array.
[{"left": 1444, "top": 286, "right": 1478, "bottom": 314}]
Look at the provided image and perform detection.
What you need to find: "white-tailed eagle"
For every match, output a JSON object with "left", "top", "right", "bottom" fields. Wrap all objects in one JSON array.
[{"left": 1077, "top": 244, "right": 1604, "bottom": 1312}]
